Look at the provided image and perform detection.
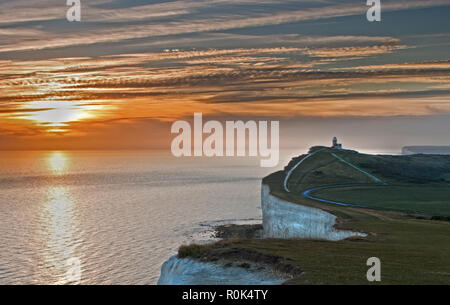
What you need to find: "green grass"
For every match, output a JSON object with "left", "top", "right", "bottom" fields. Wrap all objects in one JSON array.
[
  {"left": 203, "top": 200, "right": 450, "bottom": 284},
  {"left": 312, "top": 185, "right": 450, "bottom": 217},
  {"left": 178, "top": 244, "right": 214, "bottom": 258},
  {"left": 336, "top": 151, "right": 450, "bottom": 184},
  {"left": 285, "top": 147, "right": 450, "bottom": 217},
  {"left": 270, "top": 148, "right": 450, "bottom": 283},
  {"left": 182, "top": 209, "right": 450, "bottom": 284},
  {"left": 221, "top": 214, "right": 450, "bottom": 284},
  {"left": 287, "top": 150, "right": 377, "bottom": 193}
]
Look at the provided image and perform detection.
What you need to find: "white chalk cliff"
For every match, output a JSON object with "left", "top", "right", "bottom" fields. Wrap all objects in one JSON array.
[
  {"left": 261, "top": 184, "right": 365, "bottom": 241},
  {"left": 157, "top": 255, "right": 286, "bottom": 285}
]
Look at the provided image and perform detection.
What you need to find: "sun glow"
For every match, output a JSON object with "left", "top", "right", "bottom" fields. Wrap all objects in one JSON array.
[{"left": 20, "top": 100, "right": 104, "bottom": 133}]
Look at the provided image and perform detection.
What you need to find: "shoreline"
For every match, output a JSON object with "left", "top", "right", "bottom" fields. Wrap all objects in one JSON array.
[{"left": 157, "top": 181, "right": 365, "bottom": 285}]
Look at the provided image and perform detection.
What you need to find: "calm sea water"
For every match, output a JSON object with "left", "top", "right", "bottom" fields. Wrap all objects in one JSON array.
[{"left": 0, "top": 150, "right": 299, "bottom": 285}]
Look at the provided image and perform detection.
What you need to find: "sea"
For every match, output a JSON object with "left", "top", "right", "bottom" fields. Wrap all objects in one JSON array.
[{"left": 0, "top": 150, "right": 298, "bottom": 284}]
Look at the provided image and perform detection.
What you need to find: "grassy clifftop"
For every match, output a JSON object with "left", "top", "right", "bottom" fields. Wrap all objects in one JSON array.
[
  {"left": 181, "top": 147, "right": 450, "bottom": 284},
  {"left": 266, "top": 147, "right": 450, "bottom": 217}
]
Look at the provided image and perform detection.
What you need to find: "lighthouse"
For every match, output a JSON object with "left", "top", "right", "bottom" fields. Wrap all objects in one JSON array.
[{"left": 332, "top": 137, "right": 342, "bottom": 150}]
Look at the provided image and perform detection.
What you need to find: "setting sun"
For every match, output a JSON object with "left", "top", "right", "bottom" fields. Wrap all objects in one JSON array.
[{"left": 17, "top": 100, "right": 104, "bottom": 133}]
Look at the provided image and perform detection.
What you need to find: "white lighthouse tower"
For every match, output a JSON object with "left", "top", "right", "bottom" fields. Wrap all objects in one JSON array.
[{"left": 332, "top": 137, "right": 342, "bottom": 150}]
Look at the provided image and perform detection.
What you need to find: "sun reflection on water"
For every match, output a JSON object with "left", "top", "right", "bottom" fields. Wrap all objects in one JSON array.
[
  {"left": 39, "top": 186, "right": 82, "bottom": 285},
  {"left": 47, "top": 152, "right": 68, "bottom": 174},
  {"left": 38, "top": 152, "right": 83, "bottom": 284}
]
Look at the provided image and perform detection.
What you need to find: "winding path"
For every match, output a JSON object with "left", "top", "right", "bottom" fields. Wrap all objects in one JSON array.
[
  {"left": 284, "top": 149, "right": 386, "bottom": 207},
  {"left": 302, "top": 184, "right": 367, "bottom": 207},
  {"left": 331, "top": 153, "right": 386, "bottom": 184},
  {"left": 283, "top": 148, "right": 325, "bottom": 193}
]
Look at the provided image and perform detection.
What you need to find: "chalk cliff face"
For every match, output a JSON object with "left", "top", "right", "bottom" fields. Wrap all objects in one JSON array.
[
  {"left": 157, "top": 255, "right": 286, "bottom": 285},
  {"left": 261, "top": 184, "right": 365, "bottom": 241}
]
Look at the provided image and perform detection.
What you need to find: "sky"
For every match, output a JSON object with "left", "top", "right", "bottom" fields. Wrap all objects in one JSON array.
[{"left": 0, "top": 0, "right": 449, "bottom": 151}]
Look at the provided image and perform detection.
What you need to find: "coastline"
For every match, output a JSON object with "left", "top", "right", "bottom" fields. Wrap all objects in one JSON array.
[{"left": 158, "top": 181, "right": 365, "bottom": 285}]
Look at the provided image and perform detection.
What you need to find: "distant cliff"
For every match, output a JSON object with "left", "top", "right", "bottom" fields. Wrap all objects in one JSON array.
[{"left": 402, "top": 146, "right": 450, "bottom": 155}]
